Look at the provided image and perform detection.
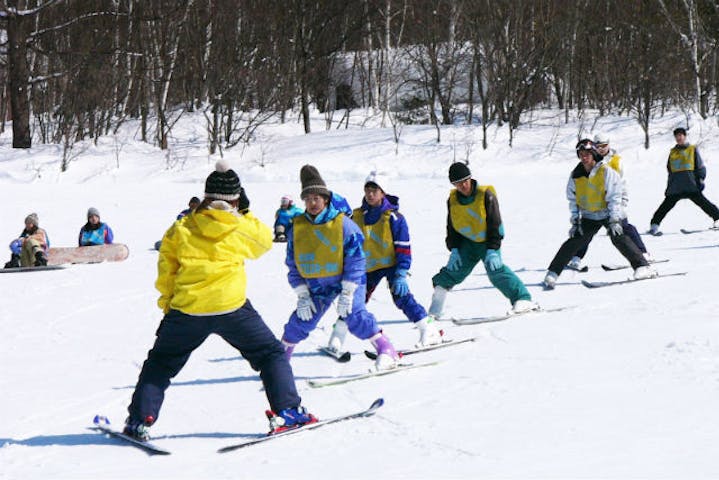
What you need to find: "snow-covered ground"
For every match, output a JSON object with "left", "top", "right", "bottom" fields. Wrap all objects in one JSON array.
[{"left": 2, "top": 110, "right": 719, "bottom": 479}]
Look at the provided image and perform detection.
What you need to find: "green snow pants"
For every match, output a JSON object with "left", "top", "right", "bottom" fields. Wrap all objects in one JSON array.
[{"left": 432, "top": 240, "right": 530, "bottom": 305}]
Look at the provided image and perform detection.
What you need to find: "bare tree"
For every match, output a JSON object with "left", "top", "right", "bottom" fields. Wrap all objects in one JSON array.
[{"left": 657, "top": 0, "right": 719, "bottom": 119}]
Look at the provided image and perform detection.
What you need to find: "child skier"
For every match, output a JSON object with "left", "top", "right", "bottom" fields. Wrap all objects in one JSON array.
[
  {"left": 566, "top": 133, "right": 652, "bottom": 269},
  {"left": 543, "top": 139, "right": 654, "bottom": 289},
  {"left": 427, "top": 162, "right": 536, "bottom": 318},
  {"left": 124, "top": 160, "right": 315, "bottom": 440},
  {"left": 280, "top": 165, "right": 399, "bottom": 370},
  {"left": 648, "top": 127, "right": 719, "bottom": 235},
  {"left": 327, "top": 171, "right": 442, "bottom": 352}
]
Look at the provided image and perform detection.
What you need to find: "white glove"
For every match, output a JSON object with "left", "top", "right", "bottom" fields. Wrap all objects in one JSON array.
[
  {"left": 336, "top": 281, "right": 358, "bottom": 318},
  {"left": 607, "top": 217, "right": 623, "bottom": 237},
  {"left": 294, "top": 284, "right": 316, "bottom": 321}
]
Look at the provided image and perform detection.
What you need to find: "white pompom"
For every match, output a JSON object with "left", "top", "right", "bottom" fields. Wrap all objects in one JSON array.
[{"left": 215, "top": 159, "right": 231, "bottom": 173}]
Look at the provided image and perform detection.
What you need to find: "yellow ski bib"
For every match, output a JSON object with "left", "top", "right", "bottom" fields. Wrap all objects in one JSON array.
[
  {"left": 575, "top": 164, "right": 607, "bottom": 212},
  {"left": 353, "top": 208, "right": 396, "bottom": 272},
  {"left": 668, "top": 145, "right": 695, "bottom": 173},
  {"left": 293, "top": 214, "right": 344, "bottom": 278},
  {"left": 449, "top": 185, "right": 496, "bottom": 243}
]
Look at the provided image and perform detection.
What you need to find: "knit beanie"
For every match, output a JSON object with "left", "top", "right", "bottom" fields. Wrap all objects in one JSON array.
[
  {"left": 300, "top": 165, "right": 330, "bottom": 199},
  {"left": 24, "top": 213, "right": 39, "bottom": 227},
  {"left": 364, "top": 170, "right": 390, "bottom": 194},
  {"left": 281, "top": 195, "right": 292, "bottom": 207},
  {"left": 87, "top": 207, "right": 100, "bottom": 219},
  {"left": 205, "top": 160, "right": 241, "bottom": 201},
  {"left": 673, "top": 127, "right": 687, "bottom": 136},
  {"left": 448, "top": 162, "right": 472, "bottom": 184}
]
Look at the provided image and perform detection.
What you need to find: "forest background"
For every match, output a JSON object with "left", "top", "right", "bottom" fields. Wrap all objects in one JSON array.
[{"left": 1, "top": 0, "right": 718, "bottom": 164}]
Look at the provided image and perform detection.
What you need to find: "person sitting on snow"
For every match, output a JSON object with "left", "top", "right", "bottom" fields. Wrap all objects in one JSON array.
[
  {"left": 78, "top": 207, "right": 114, "bottom": 246},
  {"left": 4, "top": 213, "right": 49, "bottom": 268},
  {"left": 273, "top": 195, "right": 304, "bottom": 242}
]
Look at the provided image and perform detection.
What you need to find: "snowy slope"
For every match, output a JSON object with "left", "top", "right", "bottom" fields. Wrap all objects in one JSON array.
[{"left": 1, "top": 110, "right": 719, "bottom": 479}]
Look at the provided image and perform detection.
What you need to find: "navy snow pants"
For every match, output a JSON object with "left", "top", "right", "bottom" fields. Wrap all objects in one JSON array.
[
  {"left": 366, "top": 267, "right": 428, "bottom": 323},
  {"left": 127, "top": 300, "right": 301, "bottom": 424}
]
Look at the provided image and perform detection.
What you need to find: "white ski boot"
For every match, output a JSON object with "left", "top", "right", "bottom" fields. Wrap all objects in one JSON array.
[{"left": 415, "top": 316, "right": 443, "bottom": 347}]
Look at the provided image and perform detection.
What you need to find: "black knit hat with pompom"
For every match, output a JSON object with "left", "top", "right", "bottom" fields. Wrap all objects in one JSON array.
[{"left": 205, "top": 160, "right": 241, "bottom": 201}]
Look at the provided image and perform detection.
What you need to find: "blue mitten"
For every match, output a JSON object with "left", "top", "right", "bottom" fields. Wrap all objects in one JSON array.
[
  {"left": 447, "top": 248, "right": 462, "bottom": 271},
  {"left": 484, "top": 249, "right": 503, "bottom": 272},
  {"left": 392, "top": 269, "right": 409, "bottom": 297}
]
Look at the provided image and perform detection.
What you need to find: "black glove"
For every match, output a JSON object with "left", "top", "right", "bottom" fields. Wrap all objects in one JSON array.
[{"left": 238, "top": 187, "right": 250, "bottom": 212}]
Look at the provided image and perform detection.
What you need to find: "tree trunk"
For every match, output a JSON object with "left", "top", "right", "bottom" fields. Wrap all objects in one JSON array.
[{"left": 7, "top": 10, "right": 31, "bottom": 148}]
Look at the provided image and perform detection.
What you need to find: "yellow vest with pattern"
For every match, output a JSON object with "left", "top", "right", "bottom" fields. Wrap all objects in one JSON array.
[
  {"left": 605, "top": 153, "right": 622, "bottom": 174},
  {"left": 293, "top": 213, "right": 344, "bottom": 278},
  {"left": 449, "top": 185, "right": 496, "bottom": 243},
  {"left": 668, "top": 145, "right": 695, "bottom": 173},
  {"left": 353, "top": 207, "right": 396, "bottom": 272},
  {"left": 575, "top": 164, "right": 607, "bottom": 212}
]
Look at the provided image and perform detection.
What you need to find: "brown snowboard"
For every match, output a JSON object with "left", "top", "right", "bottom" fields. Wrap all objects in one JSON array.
[{"left": 47, "top": 244, "right": 130, "bottom": 265}]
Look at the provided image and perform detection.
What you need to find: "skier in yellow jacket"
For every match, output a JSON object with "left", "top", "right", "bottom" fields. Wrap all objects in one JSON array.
[{"left": 124, "top": 160, "right": 315, "bottom": 441}]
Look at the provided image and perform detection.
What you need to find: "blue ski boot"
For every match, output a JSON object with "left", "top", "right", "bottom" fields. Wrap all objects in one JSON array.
[{"left": 266, "top": 406, "right": 318, "bottom": 434}]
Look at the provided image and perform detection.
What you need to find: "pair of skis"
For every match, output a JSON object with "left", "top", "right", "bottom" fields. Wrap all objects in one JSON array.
[
  {"left": 446, "top": 306, "right": 572, "bottom": 325},
  {"left": 680, "top": 227, "right": 719, "bottom": 234},
  {"left": 92, "top": 398, "right": 385, "bottom": 455},
  {"left": 565, "top": 258, "right": 669, "bottom": 273},
  {"left": 312, "top": 338, "right": 480, "bottom": 387},
  {"left": 646, "top": 226, "right": 718, "bottom": 236},
  {"left": 581, "top": 271, "right": 687, "bottom": 288},
  {"left": 600, "top": 258, "right": 669, "bottom": 271}
]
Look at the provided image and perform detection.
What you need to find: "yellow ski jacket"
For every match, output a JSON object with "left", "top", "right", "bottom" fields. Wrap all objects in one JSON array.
[{"left": 156, "top": 207, "right": 272, "bottom": 315}]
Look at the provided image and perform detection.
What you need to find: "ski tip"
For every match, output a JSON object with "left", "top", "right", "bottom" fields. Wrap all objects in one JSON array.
[
  {"left": 338, "top": 351, "right": 351, "bottom": 363},
  {"left": 364, "top": 350, "right": 378, "bottom": 360},
  {"left": 369, "top": 398, "right": 385, "bottom": 410},
  {"left": 93, "top": 415, "right": 109, "bottom": 426}
]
